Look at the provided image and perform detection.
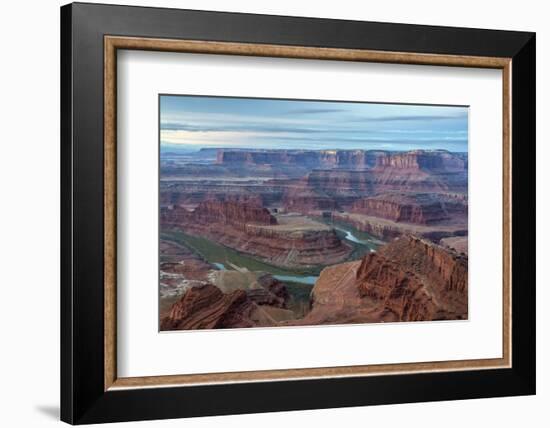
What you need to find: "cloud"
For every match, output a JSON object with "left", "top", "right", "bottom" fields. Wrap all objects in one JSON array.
[
  {"left": 257, "top": 134, "right": 467, "bottom": 144},
  {"left": 160, "top": 121, "right": 326, "bottom": 134},
  {"left": 160, "top": 129, "right": 254, "bottom": 146},
  {"left": 384, "top": 129, "right": 468, "bottom": 134},
  {"left": 348, "top": 112, "right": 468, "bottom": 123},
  {"left": 284, "top": 108, "right": 347, "bottom": 115},
  {"left": 159, "top": 98, "right": 468, "bottom": 152}
]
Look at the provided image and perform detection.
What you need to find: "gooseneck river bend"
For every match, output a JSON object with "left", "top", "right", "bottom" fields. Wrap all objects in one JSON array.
[{"left": 179, "top": 221, "right": 382, "bottom": 286}]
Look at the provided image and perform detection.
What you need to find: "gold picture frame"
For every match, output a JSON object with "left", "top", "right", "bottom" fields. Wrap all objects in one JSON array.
[{"left": 103, "top": 36, "right": 512, "bottom": 391}]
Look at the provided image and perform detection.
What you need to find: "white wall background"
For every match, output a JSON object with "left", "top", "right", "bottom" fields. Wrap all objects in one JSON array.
[{"left": 0, "top": 0, "right": 546, "bottom": 427}]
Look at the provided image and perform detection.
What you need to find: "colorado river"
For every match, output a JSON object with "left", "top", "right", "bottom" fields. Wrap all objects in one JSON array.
[
  {"left": 273, "top": 275, "right": 318, "bottom": 285},
  {"left": 213, "top": 262, "right": 317, "bottom": 285},
  {"left": 162, "top": 223, "right": 382, "bottom": 289},
  {"left": 337, "top": 228, "right": 365, "bottom": 244}
]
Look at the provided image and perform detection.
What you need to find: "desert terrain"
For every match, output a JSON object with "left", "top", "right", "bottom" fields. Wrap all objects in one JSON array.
[{"left": 159, "top": 148, "right": 468, "bottom": 329}]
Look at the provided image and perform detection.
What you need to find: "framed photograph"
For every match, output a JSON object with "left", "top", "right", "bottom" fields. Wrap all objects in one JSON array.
[{"left": 61, "top": 2, "right": 536, "bottom": 424}]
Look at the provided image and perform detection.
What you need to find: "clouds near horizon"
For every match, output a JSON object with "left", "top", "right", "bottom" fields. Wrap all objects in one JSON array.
[{"left": 160, "top": 95, "right": 468, "bottom": 152}]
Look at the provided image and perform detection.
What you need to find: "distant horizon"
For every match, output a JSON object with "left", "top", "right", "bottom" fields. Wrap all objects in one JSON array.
[
  {"left": 160, "top": 95, "right": 468, "bottom": 152},
  {"left": 160, "top": 145, "right": 467, "bottom": 155}
]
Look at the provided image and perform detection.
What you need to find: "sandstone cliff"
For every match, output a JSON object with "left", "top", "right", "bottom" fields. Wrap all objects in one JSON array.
[
  {"left": 303, "top": 152, "right": 467, "bottom": 196},
  {"left": 331, "top": 211, "right": 467, "bottom": 241},
  {"left": 162, "top": 236, "right": 468, "bottom": 330},
  {"left": 161, "top": 284, "right": 263, "bottom": 330},
  {"left": 216, "top": 149, "right": 386, "bottom": 169},
  {"left": 374, "top": 150, "right": 466, "bottom": 172},
  {"left": 162, "top": 197, "right": 276, "bottom": 229},
  {"left": 295, "top": 236, "right": 468, "bottom": 325},
  {"left": 162, "top": 199, "right": 352, "bottom": 268},
  {"left": 160, "top": 278, "right": 296, "bottom": 330},
  {"left": 351, "top": 193, "right": 456, "bottom": 225},
  {"left": 355, "top": 236, "right": 468, "bottom": 321},
  {"left": 161, "top": 150, "right": 468, "bottom": 219}
]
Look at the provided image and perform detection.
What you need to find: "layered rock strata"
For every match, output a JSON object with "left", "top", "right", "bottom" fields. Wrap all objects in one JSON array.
[
  {"left": 216, "top": 149, "right": 387, "bottom": 169},
  {"left": 161, "top": 236, "right": 468, "bottom": 330},
  {"left": 331, "top": 212, "right": 466, "bottom": 241},
  {"left": 162, "top": 200, "right": 352, "bottom": 268},
  {"left": 351, "top": 193, "right": 461, "bottom": 225},
  {"left": 161, "top": 150, "right": 468, "bottom": 234},
  {"left": 161, "top": 284, "right": 262, "bottom": 330},
  {"left": 294, "top": 236, "right": 468, "bottom": 325},
  {"left": 374, "top": 150, "right": 467, "bottom": 172},
  {"left": 161, "top": 279, "right": 294, "bottom": 330},
  {"left": 356, "top": 236, "right": 468, "bottom": 321}
]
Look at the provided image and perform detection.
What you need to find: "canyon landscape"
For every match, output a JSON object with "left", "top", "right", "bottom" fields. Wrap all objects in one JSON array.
[{"left": 159, "top": 95, "right": 469, "bottom": 330}]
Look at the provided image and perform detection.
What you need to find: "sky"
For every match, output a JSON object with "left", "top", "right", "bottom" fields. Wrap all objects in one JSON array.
[{"left": 160, "top": 95, "right": 468, "bottom": 152}]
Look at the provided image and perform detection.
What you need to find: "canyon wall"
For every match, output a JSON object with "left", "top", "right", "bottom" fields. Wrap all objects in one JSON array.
[
  {"left": 351, "top": 193, "right": 452, "bottom": 225},
  {"left": 162, "top": 149, "right": 468, "bottom": 220},
  {"left": 159, "top": 148, "right": 469, "bottom": 330},
  {"left": 162, "top": 199, "right": 352, "bottom": 268},
  {"left": 296, "top": 236, "right": 468, "bottom": 325},
  {"left": 161, "top": 197, "right": 275, "bottom": 228},
  {"left": 356, "top": 236, "right": 468, "bottom": 321},
  {"left": 374, "top": 150, "right": 467, "bottom": 172},
  {"left": 161, "top": 283, "right": 289, "bottom": 330},
  {"left": 216, "top": 149, "right": 387, "bottom": 169},
  {"left": 162, "top": 236, "right": 468, "bottom": 330},
  {"left": 191, "top": 198, "right": 277, "bottom": 229}
]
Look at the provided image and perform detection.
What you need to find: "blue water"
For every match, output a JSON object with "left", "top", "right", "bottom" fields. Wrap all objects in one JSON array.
[
  {"left": 338, "top": 228, "right": 363, "bottom": 244},
  {"left": 213, "top": 261, "right": 317, "bottom": 285},
  {"left": 211, "top": 224, "right": 378, "bottom": 285},
  {"left": 334, "top": 227, "right": 380, "bottom": 249},
  {"left": 273, "top": 275, "right": 318, "bottom": 285}
]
